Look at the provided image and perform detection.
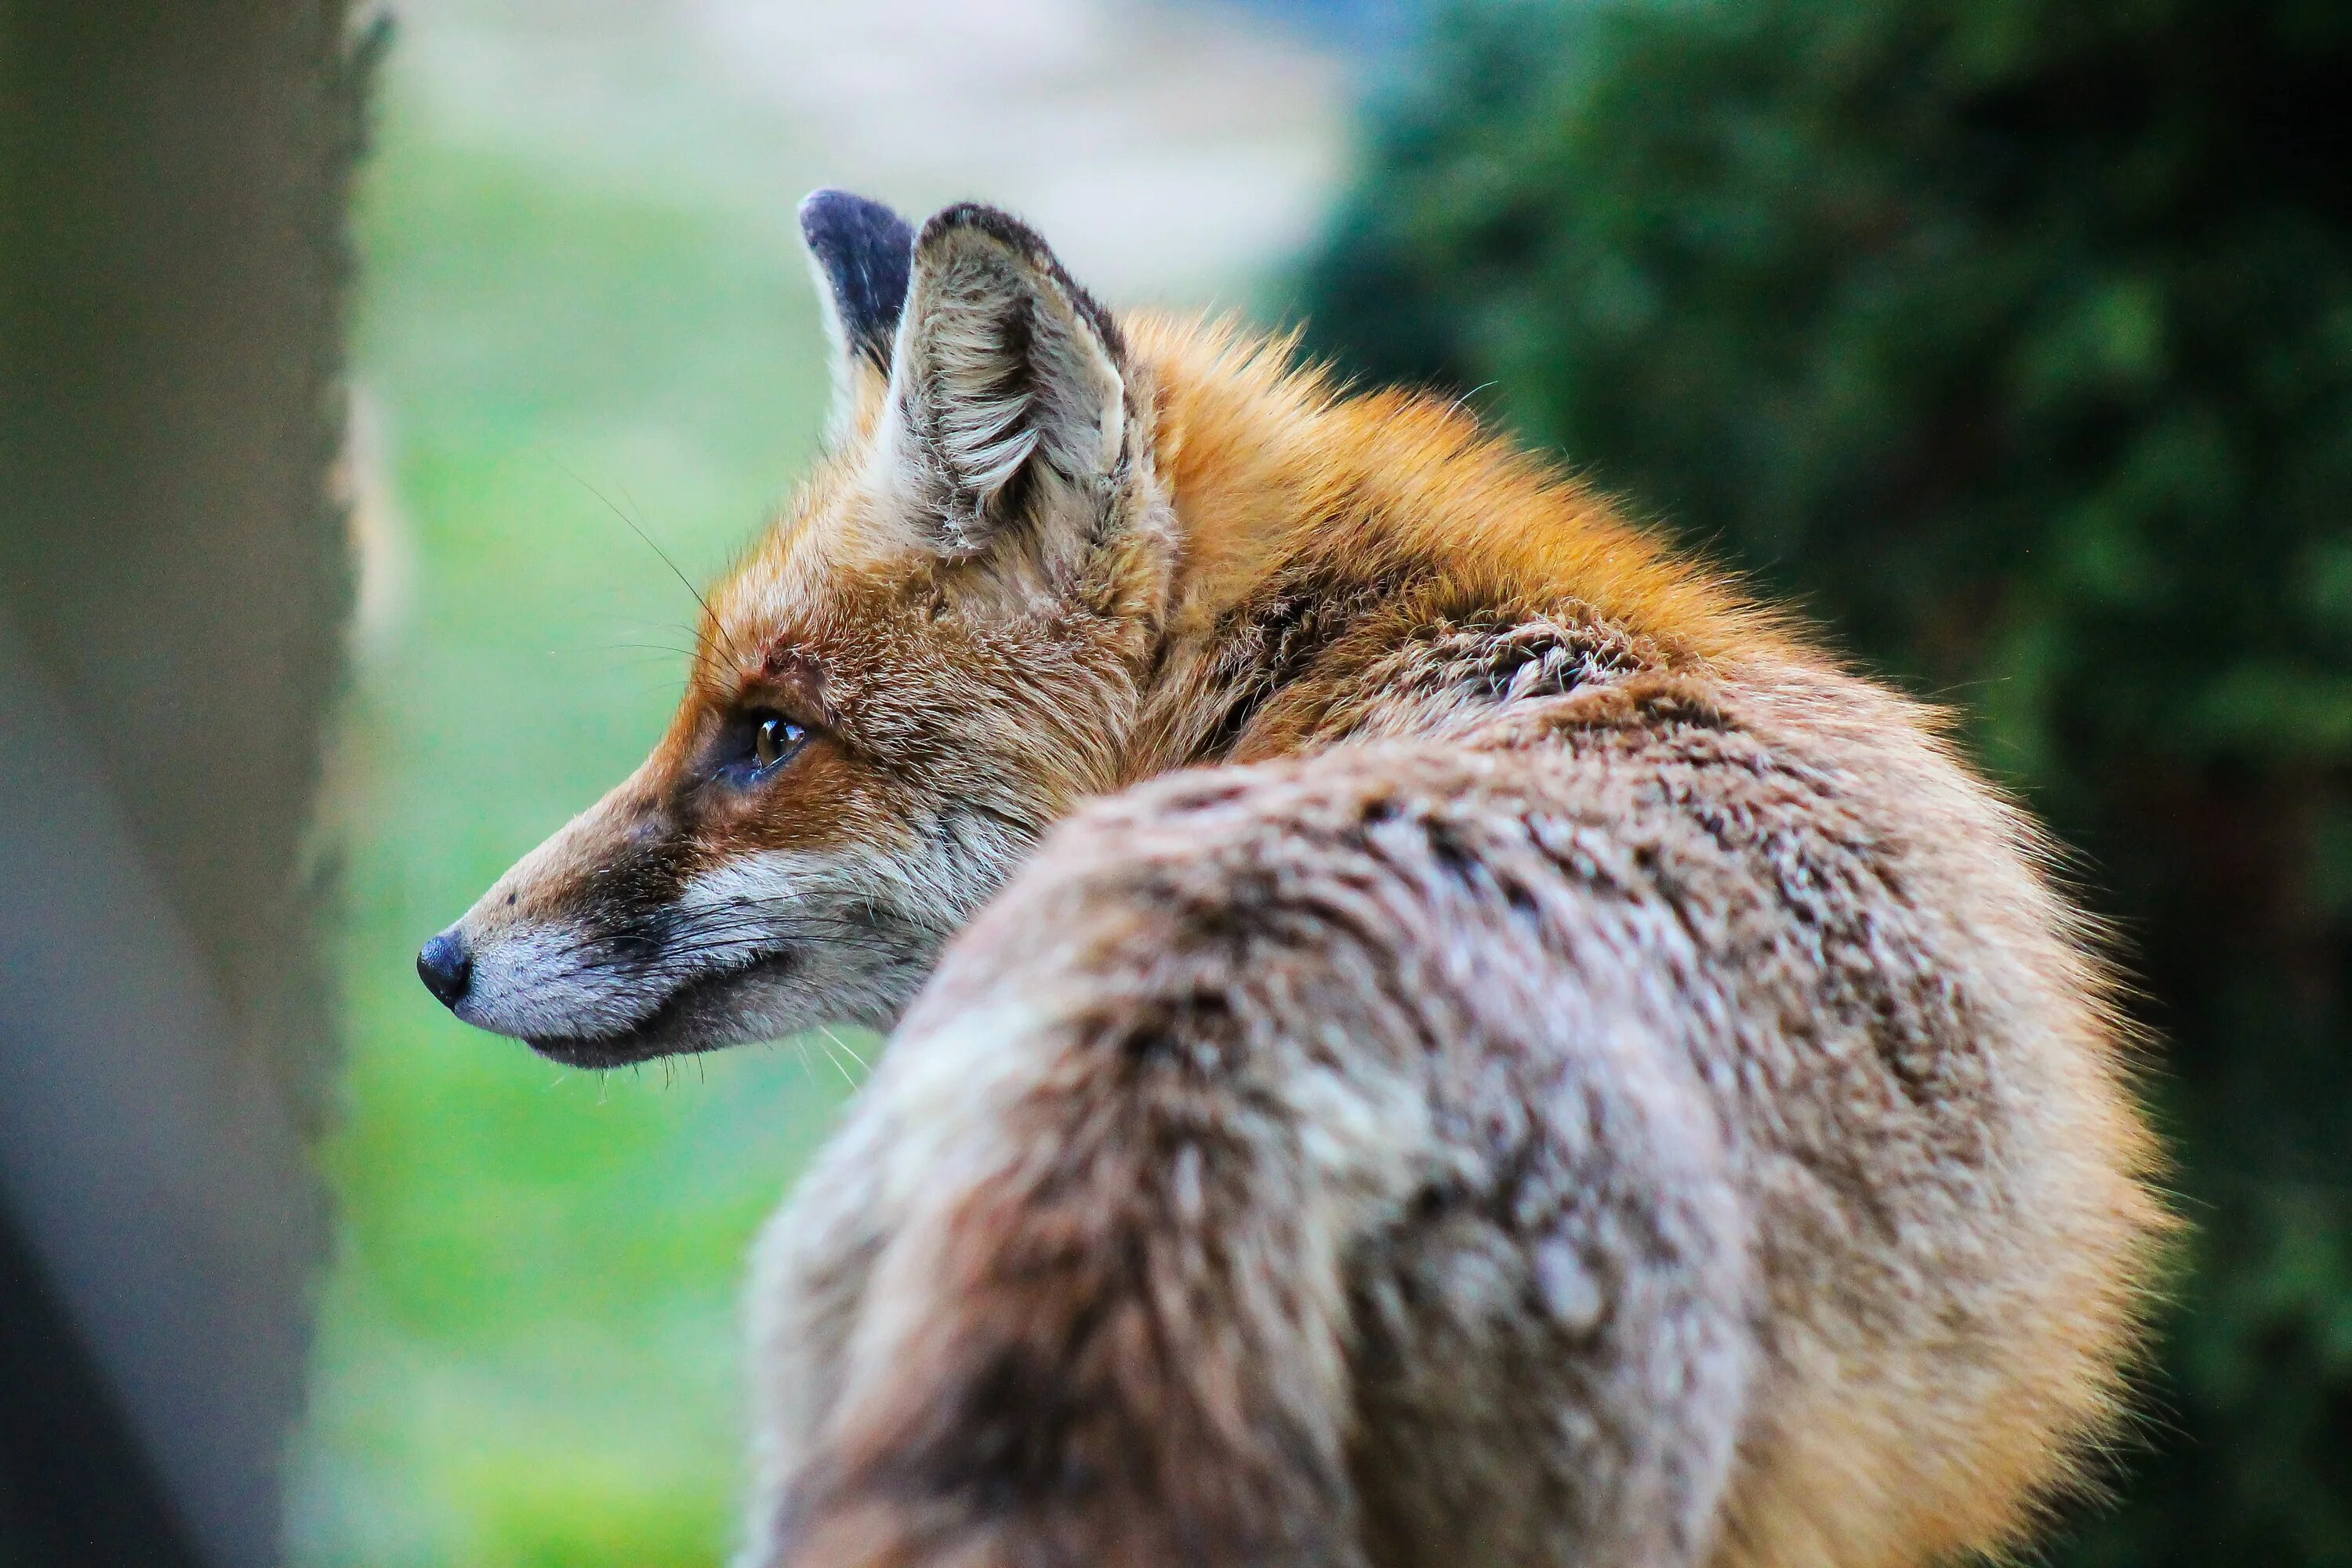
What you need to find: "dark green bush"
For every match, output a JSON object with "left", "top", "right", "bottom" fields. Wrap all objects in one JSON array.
[{"left": 1299, "top": 1, "right": 2352, "bottom": 1559}]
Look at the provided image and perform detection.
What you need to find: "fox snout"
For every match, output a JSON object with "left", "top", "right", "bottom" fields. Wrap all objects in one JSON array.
[
  {"left": 419, "top": 739, "right": 979, "bottom": 1067},
  {"left": 416, "top": 782, "right": 722, "bottom": 1065}
]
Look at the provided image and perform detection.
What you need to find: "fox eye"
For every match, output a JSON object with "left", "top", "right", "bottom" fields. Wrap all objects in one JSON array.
[{"left": 752, "top": 715, "right": 806, "bottom": 771}]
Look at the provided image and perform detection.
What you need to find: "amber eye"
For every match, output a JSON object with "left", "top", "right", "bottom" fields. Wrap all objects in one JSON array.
[{"left": 752, "top": 715, "right": 806, "bottom": 771}]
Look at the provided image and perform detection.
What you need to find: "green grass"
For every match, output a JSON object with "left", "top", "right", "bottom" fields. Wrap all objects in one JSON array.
[{"left": 289, "top": 85, "right": 856, "bottom": 1568}]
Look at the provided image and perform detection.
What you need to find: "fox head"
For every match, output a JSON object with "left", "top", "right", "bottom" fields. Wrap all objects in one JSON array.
[{"left": 417, "top": 192, "right": 1180, "bottom": 1065}]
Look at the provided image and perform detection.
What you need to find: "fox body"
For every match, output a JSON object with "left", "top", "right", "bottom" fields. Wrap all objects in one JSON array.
[{"left": 422, "top": 192, "right": 2163, "bottom": 1568}]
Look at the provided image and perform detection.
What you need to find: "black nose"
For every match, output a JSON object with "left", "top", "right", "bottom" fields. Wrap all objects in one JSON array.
[{"left": 417, "top": 930, "right": 473, "bottom": 1008}]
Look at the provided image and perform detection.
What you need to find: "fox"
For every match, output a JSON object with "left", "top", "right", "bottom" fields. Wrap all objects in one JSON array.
[{"left": 417, "top": 190, "right": 2166, "bottom": 1568}]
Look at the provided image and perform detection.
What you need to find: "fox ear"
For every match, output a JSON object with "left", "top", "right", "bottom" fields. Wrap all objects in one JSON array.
[
  {"left": 800, "top": 189, "right": 916, "bottom": 410},
  {"left": 877, "top": 203, "right": 1128, "bottom": 559}
]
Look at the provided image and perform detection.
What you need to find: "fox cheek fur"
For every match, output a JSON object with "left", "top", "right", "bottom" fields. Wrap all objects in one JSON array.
[{"left": 428, "top": 187, "right": 2165, "bottom": 1568}]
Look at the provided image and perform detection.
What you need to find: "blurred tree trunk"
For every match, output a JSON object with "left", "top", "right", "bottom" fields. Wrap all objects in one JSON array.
[{"left": 0, "top": 2, "right": 378, "bottom": 1563}]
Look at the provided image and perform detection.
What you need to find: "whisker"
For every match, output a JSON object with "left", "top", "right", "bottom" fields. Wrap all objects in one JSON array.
[
  {"left": 818, "top": 1025, "right": 869, "bottom": 1073},
  {"left": 546, "top": 455, "right": 746, "bottom": 668},
  {"left": 618, "top": 477, "right": 750, "bottom": 670},
  {"left": 811, "top": 1032, "right": 860, "bottom": 1088}
]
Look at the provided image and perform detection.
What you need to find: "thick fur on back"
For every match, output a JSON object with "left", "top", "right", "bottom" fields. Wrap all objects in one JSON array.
[
  {"left": 747, "top": 666, "right": 2159, "bottom": 1568},
  {"left": 735, "top": 304, "right": 2163, "bottom": 1565},
  {"left": 429, "top": 195, "right": 2164, "bottom": 1568}
]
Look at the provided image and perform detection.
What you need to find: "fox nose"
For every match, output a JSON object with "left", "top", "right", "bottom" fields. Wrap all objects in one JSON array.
[{"left": 417, "top": 929, "right": 473, "bottom": 1009}]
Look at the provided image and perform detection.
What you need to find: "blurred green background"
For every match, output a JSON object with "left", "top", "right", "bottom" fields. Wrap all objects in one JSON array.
[
  {"left": 288, "top": 62, "right": 851, "bottom": 1568},
  {"left": 280, "top": 0, "right": 2352, "bottom": 1563}
]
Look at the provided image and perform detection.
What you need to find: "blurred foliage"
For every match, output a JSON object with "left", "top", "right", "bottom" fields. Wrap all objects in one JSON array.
[{"left": 1300, "top": 0, "right": 2352, "bottom": 1560}]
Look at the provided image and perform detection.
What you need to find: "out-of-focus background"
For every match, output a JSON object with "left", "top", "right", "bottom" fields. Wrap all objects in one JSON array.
[{"left": 2, "top": 1, "right": 2347, "bottom": 1565}]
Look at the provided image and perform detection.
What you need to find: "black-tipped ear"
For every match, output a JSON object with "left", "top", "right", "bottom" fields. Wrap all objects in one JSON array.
[
  {"left": 882, "top": 203, "right": 1128, "bottom": 557},
  {"left": 799, "top": 189, "right": 914, "bottom": 373}
]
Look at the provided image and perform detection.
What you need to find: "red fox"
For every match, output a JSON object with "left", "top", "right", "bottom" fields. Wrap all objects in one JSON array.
[{"left": 419, "top": 191, "right": 2165, "bottom": 1568}]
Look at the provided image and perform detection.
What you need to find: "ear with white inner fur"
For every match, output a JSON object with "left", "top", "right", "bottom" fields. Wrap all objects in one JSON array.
[
  {"left": 800, "top": 189, "right": 916, "bottom": 426},
  {"left": 878, "top": 203, "right": 1129, "bottom": 559}
]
